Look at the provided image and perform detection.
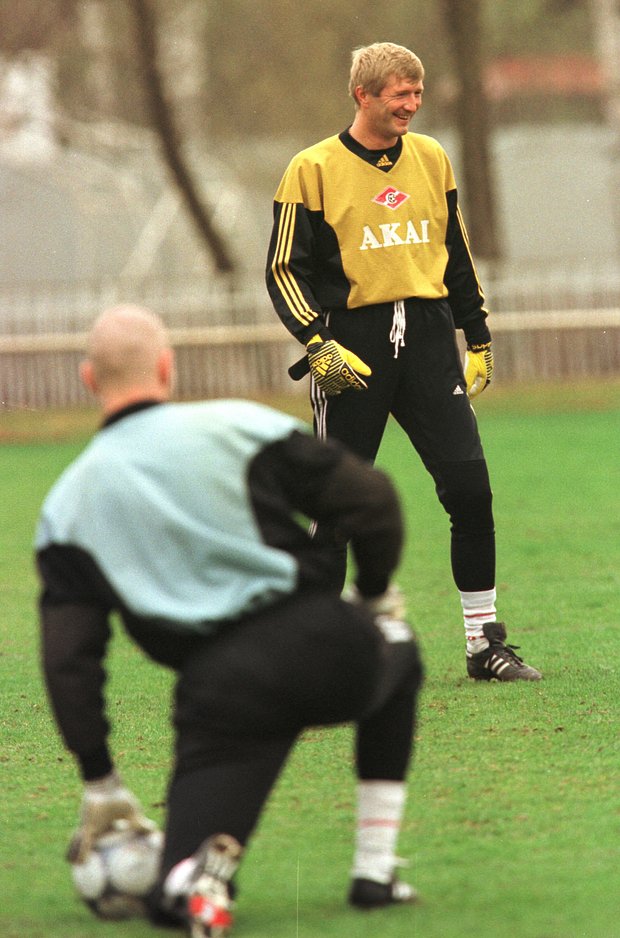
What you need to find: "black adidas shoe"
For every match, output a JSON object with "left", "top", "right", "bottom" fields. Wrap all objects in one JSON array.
[
  {"left": 349, "top": 876, "right": 417, "bottom": 909},
  {"left": 467, "top": 622, "right": 542, "bottom": 681}
]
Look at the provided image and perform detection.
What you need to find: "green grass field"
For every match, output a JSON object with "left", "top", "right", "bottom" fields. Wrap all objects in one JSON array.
[{"left": 1, "top": 380, "right": 619, "bottom": 938}]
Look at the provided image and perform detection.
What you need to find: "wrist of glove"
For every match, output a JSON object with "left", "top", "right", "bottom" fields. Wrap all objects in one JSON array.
[
  {"left": 343, "top": 583, "right": 406, "bottom": 621},
  {"left": 464, "top": 341, "right": 494, "bottom": 399},
  {"left": 306, "top": 336, "right": 371, "bottom": 396},
  {"left": 68, "top": 770, "right": 155, "bottom": 864}
]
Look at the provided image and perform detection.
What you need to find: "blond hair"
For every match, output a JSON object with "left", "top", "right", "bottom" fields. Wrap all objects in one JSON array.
[{"left": 349, "top": 42, "right": 424, "bottom": 104}]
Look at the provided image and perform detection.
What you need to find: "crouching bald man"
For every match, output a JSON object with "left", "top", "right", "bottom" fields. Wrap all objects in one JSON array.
[{"left": 35, "top": 304, "right": 423, "bottom": 937}]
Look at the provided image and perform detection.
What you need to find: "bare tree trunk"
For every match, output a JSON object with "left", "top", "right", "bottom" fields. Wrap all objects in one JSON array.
[
  {"left": 130, "top": 0, "right": 235, "bottom": 273},
  {"left": 441, "top": 0, "right": 501, "bottom": 261},
  {"left": 590, "top": 0, "right": 620, "bottom": 256}
]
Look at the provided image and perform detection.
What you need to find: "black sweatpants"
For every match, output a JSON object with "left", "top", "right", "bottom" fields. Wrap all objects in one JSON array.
[
  {"left": 158, "top": 591, "right": 422, "bottom": 881},
  {"left": 311, "top": 298, "right": 495, "bottom": 593}
]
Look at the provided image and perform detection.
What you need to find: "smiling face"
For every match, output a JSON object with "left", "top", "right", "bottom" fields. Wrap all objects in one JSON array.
[{"left": 350, "top": 74, "right": 424, "bottom": 150}]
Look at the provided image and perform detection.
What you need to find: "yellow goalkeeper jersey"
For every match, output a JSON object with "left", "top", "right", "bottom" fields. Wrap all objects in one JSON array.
[{"left": 266, "top": 130, "right": 487, "bottom": 344}]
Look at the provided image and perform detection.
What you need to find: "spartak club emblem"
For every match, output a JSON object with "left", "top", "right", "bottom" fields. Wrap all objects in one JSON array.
[{"left": 372, "top": 186, "right": 410, "bottom": 210}]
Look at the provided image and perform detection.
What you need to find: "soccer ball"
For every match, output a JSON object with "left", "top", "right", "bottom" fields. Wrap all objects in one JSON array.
[{"left": 70, "top": 823, "right": 164, "bottom": 920}]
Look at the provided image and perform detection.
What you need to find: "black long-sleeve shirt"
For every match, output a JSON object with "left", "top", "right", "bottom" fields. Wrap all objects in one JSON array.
[{"left": 36, "top": 399, "right": 403, "bottom": 779}]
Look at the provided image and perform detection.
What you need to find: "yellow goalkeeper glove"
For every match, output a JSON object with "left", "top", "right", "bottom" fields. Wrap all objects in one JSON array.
[
  {"left": 464, "top": 341, "right": 494, "bottom": 399},
  {"left": 306, "top": 336, "right": 371, "bottom": 396}
]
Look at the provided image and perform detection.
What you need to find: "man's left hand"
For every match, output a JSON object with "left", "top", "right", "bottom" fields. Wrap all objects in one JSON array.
[
  {"left": 464, "top": 342, "right": 494, "bottom": 399},
  {"left": 343, "top": 583, "right": 406, "bottom": 621}
]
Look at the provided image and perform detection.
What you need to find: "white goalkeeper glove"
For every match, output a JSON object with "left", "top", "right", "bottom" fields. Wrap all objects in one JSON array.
[
  {"left": 67, "top": 770, "right": 156, "bottom": 864},
  {"left": 463, "top": 341, "right": 494, "bottom": 399},
  {"left": 306, "top": 336, "right": 371, "bottom": 396},
  {"left": 343, "top": 583, "right": 407, "bottom": 621},
  {"left": 344, "top": 584, "right": 413, "bottom": 643}
]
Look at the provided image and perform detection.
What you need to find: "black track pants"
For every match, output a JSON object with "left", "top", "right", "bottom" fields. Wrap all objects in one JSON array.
[
  {"left": 157, "top": 592, "right": 422, "bottom": 879},
  {"left": 311, "top": 299, "right": 495, "bottom": 593}
]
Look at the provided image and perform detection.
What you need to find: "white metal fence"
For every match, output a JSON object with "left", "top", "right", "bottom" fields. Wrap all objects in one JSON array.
[{"left": 1, "top": 266, "right": 620, "bottom": 409}]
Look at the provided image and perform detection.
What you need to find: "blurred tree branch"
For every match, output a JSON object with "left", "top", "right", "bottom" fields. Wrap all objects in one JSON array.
[{"left": 130, "top": 0, "right": 235, "bottom": 273}]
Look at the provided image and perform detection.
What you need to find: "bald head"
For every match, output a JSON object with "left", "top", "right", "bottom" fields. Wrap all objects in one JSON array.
[{"left": 81, "top": 305, "right": 174, "bottom": 413}]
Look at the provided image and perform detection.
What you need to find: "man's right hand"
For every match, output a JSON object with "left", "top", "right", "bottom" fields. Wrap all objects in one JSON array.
[
  {"left": 306, "top": 336, "right": 371, "bottom": 395},
  {"left": 67, "top": 770, "right": 156, "bottom": 864}
]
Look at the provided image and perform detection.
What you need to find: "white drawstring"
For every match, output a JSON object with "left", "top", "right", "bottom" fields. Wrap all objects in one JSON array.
[{"left": 389, "top": 300, "right": 406, "bottom": 358}]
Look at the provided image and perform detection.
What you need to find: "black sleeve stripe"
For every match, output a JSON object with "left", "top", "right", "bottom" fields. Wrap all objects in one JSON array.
[{"left": 271, "top": 202, "right": 318, "bottom": 327}]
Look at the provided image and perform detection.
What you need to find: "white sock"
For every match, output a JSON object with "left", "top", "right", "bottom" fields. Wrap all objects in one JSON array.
[
  {"left": 162, "top": 857, "right": 197, "bottom": 902},
  {"left": 352, "top": 780, "right": 406, "bottom": 884},
  {"left": 460, "top": 588, "right": 497, "bottom": 655}
]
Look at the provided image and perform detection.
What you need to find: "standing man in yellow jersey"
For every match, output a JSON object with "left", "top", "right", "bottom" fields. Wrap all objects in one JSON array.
[{"left": 266, "top": 41, "right": 541, "bottom": 682}]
